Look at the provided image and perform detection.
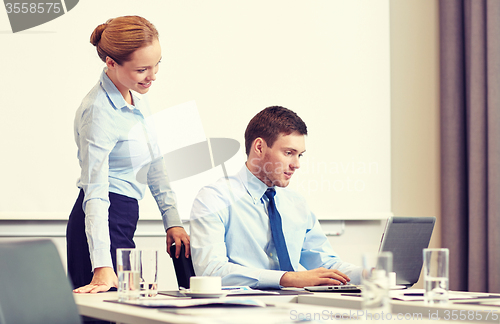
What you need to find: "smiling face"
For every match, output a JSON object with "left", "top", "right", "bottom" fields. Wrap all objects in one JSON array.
[
  {"left": 248, "top": 131, "right": 306, "bottom": 187},
  {"left": 105, "top": 38, "right": 161, "bottom": 103}
]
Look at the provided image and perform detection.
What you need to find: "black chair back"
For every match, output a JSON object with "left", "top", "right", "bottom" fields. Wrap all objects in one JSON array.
[{"left": 170, "top": 243, "right": 195, "bottom": 289}]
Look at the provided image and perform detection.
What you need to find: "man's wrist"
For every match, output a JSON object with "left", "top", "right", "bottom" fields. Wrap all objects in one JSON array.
[{"left": 279, "top": 271, "right": 295, "bottom": 287}]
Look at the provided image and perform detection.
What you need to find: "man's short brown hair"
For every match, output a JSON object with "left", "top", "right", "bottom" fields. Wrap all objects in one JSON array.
[{"left": 244, "top": 106, "right": 307, "bottom": 156}]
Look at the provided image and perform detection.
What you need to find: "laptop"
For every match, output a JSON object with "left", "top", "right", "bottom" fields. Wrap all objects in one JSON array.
[
  {"left": 304, "top": 216, "right": 435, "bottom": 292},
  {"left": 304, "top": 284, "right": 361, "bottom": 293},
  {"left": 379, "top": 216, "right": 436, "bottom": 288}
]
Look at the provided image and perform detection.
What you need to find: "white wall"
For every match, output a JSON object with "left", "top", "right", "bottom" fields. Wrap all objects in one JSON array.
[{"left": 389, "top": 0, "right": 440, "bottom": 287}]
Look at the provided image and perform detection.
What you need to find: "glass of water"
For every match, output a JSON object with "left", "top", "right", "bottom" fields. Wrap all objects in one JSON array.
[
  {"left": 117, "top": 248, "right": 141, "bottom": 302},
  {"left": 139, "top": 249, "right": 158, "bottom": 298},
  {"left": 362, "top": 251, "right": 393, "bottom": 313},
  {"left": 423, "top": 248, "right": 449, "bottom": 304}
]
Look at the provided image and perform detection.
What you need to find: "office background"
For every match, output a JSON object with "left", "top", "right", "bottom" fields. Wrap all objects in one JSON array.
[{"left": 0, "top": 0, "right": 441, "bottom": 290}]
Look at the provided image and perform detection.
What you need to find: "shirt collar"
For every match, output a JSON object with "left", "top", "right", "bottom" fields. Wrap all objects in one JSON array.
[
  {"left": 99, "top": 68, "right": 142, "bottom": 111},
  {"left": 237, "top": 164, "right": 272, "bottom": 202}
]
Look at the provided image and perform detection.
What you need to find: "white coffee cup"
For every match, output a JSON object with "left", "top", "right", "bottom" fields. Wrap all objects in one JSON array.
[{"left": 189, "top": 276, "right": 221, "bottom": 293}]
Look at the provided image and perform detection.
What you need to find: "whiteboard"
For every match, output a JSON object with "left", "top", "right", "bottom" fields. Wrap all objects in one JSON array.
[{"left": 0, "top": 0, "right": 391, "bottom": 221}]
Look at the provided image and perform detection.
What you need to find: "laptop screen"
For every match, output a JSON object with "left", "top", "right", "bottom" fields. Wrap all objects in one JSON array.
[{"left": 379, "top": 216, "right": 436, "bottom": 287}]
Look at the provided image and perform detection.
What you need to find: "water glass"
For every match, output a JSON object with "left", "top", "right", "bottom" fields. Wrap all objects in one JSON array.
[
  {"left": 140, "top": 249, "right": 159, "bottom": 297},
  {"left": 362, "top": 252, "right": 392, "bottom": 313},
  {"left": 117, "top": 248, "right": 141, "bottom": 302},
  {"left": 423, "top": 248, "right": 449, "bottom": 304}
]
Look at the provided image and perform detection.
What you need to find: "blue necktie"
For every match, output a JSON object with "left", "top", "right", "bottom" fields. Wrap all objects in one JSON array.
[{"left": 265, "top": 189, "right": 294, "bottom": 271}]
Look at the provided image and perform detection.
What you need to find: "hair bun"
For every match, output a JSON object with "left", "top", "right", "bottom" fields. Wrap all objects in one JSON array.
[{"left": 90, "top": 23, "right": 107, "bottom": 46}]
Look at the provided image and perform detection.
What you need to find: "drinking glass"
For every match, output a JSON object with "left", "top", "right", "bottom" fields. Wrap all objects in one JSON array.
[
  {"left": 117, "top": 248, "right": 141, "bottom": 302},
  {"left": 139, "top": 249, "right": 158, "bottom": 297},
  {"left": 423, "top": 248, "right": 449, "bottom": 304},
  {"left": 362, "top": 251, "right": 392, "bottom": 313}
]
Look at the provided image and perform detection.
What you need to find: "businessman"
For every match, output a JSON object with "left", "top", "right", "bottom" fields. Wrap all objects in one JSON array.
[{"left": 190, "top": 106, "right": 362, "bottom": 288}]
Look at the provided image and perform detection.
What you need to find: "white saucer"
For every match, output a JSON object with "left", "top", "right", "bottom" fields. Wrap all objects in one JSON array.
[{"left": 180, "top": 290, "right": 228, "bottom": 298}]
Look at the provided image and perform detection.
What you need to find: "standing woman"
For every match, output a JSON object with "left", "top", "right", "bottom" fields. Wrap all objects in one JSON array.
[{"left": 67, "top": 16, "right": 189, "bottom": 293}]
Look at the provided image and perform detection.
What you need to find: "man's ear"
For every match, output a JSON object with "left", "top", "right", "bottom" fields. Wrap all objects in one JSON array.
[
  {"left": 105, "top": 56, "right": 117, "bottom": 69},
  {"left": 252, "top": 137, "right": 266, "bottom": 157}
]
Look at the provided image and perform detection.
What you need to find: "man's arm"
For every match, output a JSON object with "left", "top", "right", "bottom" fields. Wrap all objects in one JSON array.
[
  {"left": 191, "top": 206, "right": 356, "bottom": 288},
  {"left": 298, "top": 212, "right": 363, "bottom": 285},
  {"left": 190, "top": 187, "right": 285, "bottom": 289}
]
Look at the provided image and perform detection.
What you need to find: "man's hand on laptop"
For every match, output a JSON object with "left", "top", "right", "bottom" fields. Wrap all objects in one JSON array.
[{"left": 279, "top": 267, "right": 351, "bottom": 288}]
